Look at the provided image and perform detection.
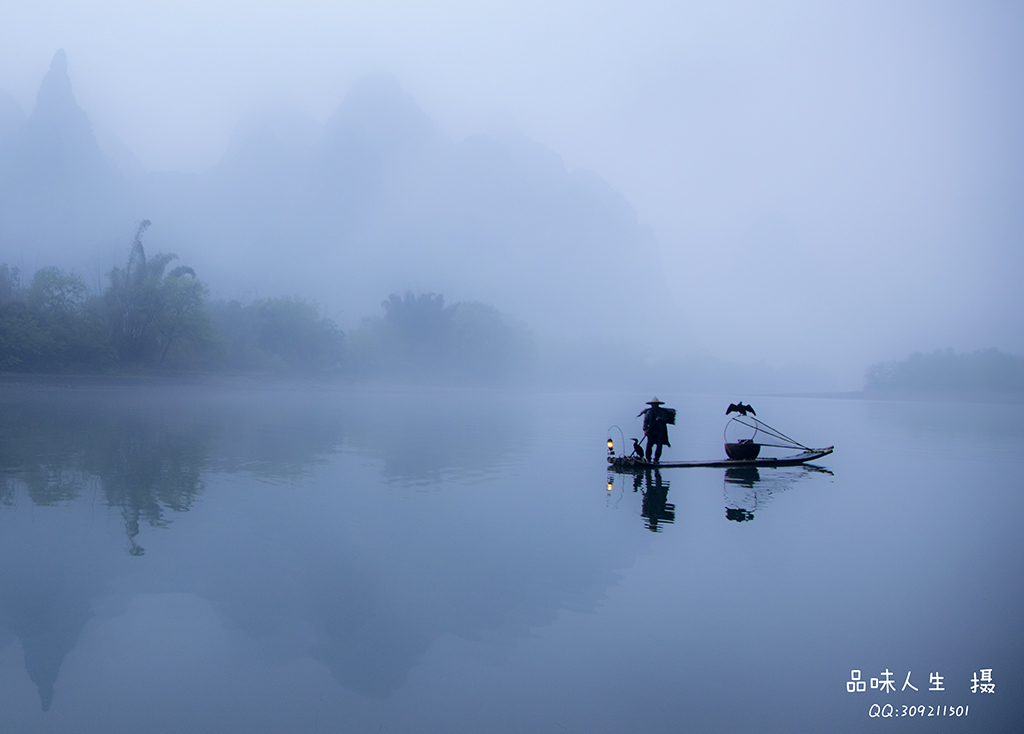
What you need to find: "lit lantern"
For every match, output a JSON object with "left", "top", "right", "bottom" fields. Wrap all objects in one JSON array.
[{"left": 607, "top": 438, "right": 614, "bottom": 454}]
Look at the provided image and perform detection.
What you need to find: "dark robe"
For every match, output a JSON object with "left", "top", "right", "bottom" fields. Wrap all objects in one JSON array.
[{"left": 641, "top": 406, "right": 672, "bottom": 447}]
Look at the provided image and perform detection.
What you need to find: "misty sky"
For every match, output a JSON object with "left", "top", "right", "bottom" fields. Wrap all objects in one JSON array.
[{"left": 2, "top": 0, "right": 1022, "bottom": 385}]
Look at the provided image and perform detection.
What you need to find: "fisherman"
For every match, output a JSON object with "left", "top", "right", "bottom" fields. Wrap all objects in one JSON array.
[{"left": 638, "top": 397, "right": 675, "bottom": 463}]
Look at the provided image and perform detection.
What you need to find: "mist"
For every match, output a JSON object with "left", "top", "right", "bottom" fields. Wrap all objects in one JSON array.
[{"left": 1, "top": 0, "right": 1022, "bottom": 390}]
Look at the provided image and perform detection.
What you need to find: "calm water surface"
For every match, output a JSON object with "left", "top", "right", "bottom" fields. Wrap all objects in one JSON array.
[{"left": 1, "top": 383, "right": 1021, "bottom": 733}]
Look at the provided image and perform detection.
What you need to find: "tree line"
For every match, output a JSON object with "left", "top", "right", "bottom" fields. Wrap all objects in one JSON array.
[
  {"left": 0, "top": 222, "right": 532, "bottom": 379},
  {"left": 864, "top": 348, "right": 1024, "bottom": 393}
]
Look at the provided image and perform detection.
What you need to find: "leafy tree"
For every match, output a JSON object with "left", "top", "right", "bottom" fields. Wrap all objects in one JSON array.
[
  {"left": 0, "top": 265, "right": 35, "bottom": 370},
  {"left": 449, "top": 300, "right": 533, "bottom": 377},
  {"left": 348, "top": 291, "right": 532, "bottom": 381},
  {"left": 378, "top": 291, "right": 454, "bottom": 370},
  {"left": 157, "top": 267, "right": 209, "bottom": 365},
  {"left": 383, "top": 292, "right": 451, "bottom": 341},
  {"left": 0, "top": 265, "right": 109, "bottom": 371},
  {"left": 253, "top": 296, "right": 343, "bottom": 371},
  {"left": 0, "top": 301, "right": 47, "bottom": 370},
  {"left": 28, "top": 267, "right": 109, "bottom": 370},
  {"left": 0, "top": 263, "right": 21, "bottom": 303},
  {"left": 205, "top": 296, "right": 344, "bottom": 374},
  {"left": 27, "top": 266, "right": 87, "bottom": 317}
]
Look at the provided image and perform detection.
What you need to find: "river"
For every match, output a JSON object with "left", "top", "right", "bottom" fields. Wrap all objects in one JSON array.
[{"left": 0, "top": 382, "right": 1020, "bottom": 732}]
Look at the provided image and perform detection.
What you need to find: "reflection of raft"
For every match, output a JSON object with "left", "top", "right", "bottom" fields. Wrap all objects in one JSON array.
[{"left": 608, "top": 446, "right": 833, "bottom": 471}]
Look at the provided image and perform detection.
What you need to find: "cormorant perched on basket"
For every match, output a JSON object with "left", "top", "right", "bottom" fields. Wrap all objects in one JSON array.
[
  {"left": 631, "top": 439, "right": 645, "bottom": 459},
  {"left": 726, "top": 402, "right": 756, "bottom": 416}
]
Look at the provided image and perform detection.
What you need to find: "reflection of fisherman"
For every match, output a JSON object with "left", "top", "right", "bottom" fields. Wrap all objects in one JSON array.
[
  {"left": 641, "top": 468, "right": 675, "bottom": 532},
  {"left": 638, "top": 397, "right": 674, "bottom": 463}
]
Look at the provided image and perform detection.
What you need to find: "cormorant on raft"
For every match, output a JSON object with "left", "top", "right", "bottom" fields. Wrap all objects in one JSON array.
[
  {"left": 726, "top": 402, "right": 756, "bottom": 417},
  {"left": 631, "top": 439, "right": 645, "bottom": 459}
]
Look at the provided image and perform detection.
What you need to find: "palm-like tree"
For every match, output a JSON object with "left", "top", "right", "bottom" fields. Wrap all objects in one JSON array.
[{"left": 106, "top": 220, "right": 207, "bottom": 366}]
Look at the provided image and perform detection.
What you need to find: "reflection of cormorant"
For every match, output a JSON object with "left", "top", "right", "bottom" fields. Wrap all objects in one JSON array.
[
  {"left": 724, "top": 466, "right": 760, "bottom": 521},
  {"left": 726, "top": 402, "right": 755, "bottom": 416},
  {"left": 726, "top": 508, "right": 755, "bottom": 522},
  {"left": 640, "top": 468, "right": 675, "bottom": 532}
]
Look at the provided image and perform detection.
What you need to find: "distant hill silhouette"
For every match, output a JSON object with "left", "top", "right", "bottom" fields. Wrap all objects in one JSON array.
[
  {"left": 0, "top": 90, "right": 24, "bottom": 141},
  {"left": 0, "top": 53, "right": 669, "bottom": 341},
  {"left": 0, "top": 51, "right": 134, "bottom": 266}
]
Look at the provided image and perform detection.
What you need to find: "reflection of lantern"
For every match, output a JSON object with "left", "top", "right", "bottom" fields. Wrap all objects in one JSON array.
[
  {"left": 607, "top": 482, "right": 614, "bottom": 492},
  {"left": 607, "top": 438, "right": 614, "bottom": 454}
]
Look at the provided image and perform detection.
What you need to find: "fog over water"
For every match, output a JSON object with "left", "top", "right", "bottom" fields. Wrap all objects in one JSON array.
[{"left": 1, "top": 1, "right": 1022, "bottom": 388}]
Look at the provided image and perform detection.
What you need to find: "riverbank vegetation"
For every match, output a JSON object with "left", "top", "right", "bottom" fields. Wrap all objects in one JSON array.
[
  {"left": 864, "top": 348, "right": 1024, "bottom": 393},
  {"left": 0, "top": 225, "right": 532, "bottom": 381}
]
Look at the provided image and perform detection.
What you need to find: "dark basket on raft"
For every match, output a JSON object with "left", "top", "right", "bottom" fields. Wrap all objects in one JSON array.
[{"left": 724, "top": 439, "right": 761, "bottom": 460}]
